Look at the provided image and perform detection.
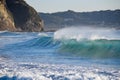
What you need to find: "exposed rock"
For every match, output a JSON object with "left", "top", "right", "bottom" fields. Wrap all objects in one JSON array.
[
  {"left": 0, "top": 0, "right": 16, "bottom": 31},
  {"left": 0, "top": 0, "right": 43, "bottom": 32}
]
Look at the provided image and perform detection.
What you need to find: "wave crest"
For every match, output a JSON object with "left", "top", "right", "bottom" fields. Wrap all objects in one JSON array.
[{"left": 54, "top": 27, "right": 120, "bottom": 41}]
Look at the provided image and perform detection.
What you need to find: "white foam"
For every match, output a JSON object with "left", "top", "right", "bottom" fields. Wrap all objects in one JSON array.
[
  {"left": 0, "top": 30, "right": 8, "bottom": 33},
  {"left": 38, "top": 33, "right": 48, "bottom": 37},
  {"left": 54, "top": 27, "right": 120, "bottom": 41},
  {"left": 0, "top": 61, "right": 120, "bottom": 80}
]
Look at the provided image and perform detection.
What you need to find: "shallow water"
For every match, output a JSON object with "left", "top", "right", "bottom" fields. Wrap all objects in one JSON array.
[{"left": 0, "top": 28, "right": 120, "bottom": 80}]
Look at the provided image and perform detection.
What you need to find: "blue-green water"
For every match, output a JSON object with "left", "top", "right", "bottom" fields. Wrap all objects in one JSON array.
[{"left": 0, "top": 28, "right": 120, "bottom": 80}]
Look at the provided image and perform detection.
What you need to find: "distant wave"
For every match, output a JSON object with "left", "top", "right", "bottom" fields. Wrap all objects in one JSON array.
[
  {"left": 0, "top": 55, "right": 9, "bottom": 61},
  {"left": 0, "top": 30, "right": 8, "bottom": 33},
  {"left": 0, "top": 31, "right": 17, "bottom": 35}
]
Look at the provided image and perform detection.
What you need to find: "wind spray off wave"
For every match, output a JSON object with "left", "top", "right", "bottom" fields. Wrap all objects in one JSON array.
[{"left": 54, "top": 27, "right": 120, "bottom": 40}]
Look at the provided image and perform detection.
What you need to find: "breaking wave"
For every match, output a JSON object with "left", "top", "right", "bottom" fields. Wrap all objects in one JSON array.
[
  {"left": 54, "top": 27, "right": 120, "bottom": 40},
  {"left": 54, "top": 27, "right": 120, "bottom": 58},
  {"left": 1, "top": 27, "right": 120, "bottom": 59}
]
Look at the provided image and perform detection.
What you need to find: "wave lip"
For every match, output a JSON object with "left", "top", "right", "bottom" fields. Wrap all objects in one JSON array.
[{"left": 54, "top": 27, "right": 120, "bottom": 41}]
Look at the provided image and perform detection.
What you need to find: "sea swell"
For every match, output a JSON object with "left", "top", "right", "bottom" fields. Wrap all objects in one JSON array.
[{"left": 1, "top": 29, "right": 120, "bottom": 59}]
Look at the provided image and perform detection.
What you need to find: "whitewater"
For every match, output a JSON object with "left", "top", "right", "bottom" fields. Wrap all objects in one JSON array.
[{"left": 0, "top": 27, "right": 120, "bottom": 80}]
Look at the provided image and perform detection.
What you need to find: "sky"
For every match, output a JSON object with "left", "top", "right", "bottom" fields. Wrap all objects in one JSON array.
[{"left": 26, "top": 0, "right": 120, "bottom": 13}]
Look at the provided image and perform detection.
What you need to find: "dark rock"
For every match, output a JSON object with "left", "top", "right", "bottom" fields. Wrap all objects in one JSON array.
[{"left": 0, "top": 0, "right": 44, "bottom": 32}]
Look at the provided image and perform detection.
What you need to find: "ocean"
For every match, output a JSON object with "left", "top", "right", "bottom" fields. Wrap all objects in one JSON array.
[{"left": 0, "top": 27, "right": 120, "bottom": 80}]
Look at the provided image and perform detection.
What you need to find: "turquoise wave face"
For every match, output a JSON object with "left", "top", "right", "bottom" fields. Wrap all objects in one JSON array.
[
  {"left": 59, "top": 39, "right": 120, "bottom": 58},
  {"left": 53, "top": 27, "right": 120, "bottom": 59}
]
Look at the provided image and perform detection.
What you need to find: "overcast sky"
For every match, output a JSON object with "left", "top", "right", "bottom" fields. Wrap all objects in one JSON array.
[{"left": 26, "top": 0, "right": 120, "bottom": 13}]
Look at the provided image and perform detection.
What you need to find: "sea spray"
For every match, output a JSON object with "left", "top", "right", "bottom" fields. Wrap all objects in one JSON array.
[{"left": 54, "top": 27, "right": 120, "bottom": 40}]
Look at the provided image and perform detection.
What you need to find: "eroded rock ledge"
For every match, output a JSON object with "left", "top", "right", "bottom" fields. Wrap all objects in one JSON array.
[{"left": 0, "top": 0, "right": 44, "bottom": 32}]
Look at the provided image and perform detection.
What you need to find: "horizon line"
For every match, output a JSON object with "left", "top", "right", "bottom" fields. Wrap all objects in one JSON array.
[{"left": 38, "top": 9, "right": 120, "bottom": 13}]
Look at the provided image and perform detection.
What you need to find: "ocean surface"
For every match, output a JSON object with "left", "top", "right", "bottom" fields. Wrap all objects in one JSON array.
[{"left": 0, "top": 27, "right": 120, "bottom": 80}]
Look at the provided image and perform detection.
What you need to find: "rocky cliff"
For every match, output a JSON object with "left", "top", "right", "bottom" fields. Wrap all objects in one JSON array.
[
  {"left": 0, "top": 0, "right": 43, "bottom": 32},
  {"left": 0, "top": 0, "right": 16, "bottom": 31}
]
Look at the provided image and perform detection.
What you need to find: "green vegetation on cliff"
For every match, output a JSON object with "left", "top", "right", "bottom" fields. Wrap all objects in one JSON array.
[{"left": 39, "top": 10, "right": 120, "bottom": 30}]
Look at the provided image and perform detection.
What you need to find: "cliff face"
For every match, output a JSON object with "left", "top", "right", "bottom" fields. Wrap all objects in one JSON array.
[
  {"left": 0, "top": 0, "right": 43, "bottom": 32},
  {"left": 0, "top": 0, "right": 16, "bottom": 31}
]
